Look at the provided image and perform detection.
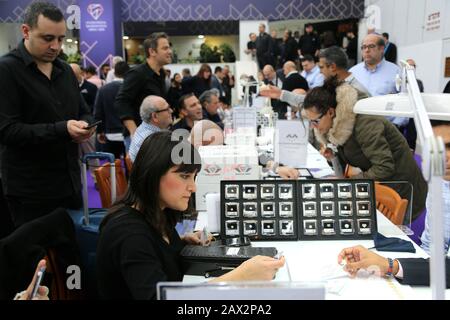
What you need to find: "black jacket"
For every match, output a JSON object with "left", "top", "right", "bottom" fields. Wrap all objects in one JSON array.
[
  {"left": 79, "top": 80, "right": 98, "bottom": 112},
  {"left": 282, "top": 37, "right": 299, "bottom": 63},
  {"left": 397, "top": 258, "right": 450, "bottom": 287},
  {"left": 0, "top": 41, "right": 92, "bottom": 199},
  {"left": 384, "top": 42, "right": 397, "bottom": 64},
  {"left": 181, "top": 75, "right": 211, "bottom": 98},
  {"left": 94, "top": 81, "right": 124, "bottom": 134},
  {"left": 282, "top": 72, "right": 309, "bottom": 92},
  {"left": 0, "top": 208, "right": 80, "bottom": 299},
  {"left": 114, "top": 63, "right": 166, "bottom": 136},
  {"left": 299, "top": 33, "right": 320, "bottom": 56}
]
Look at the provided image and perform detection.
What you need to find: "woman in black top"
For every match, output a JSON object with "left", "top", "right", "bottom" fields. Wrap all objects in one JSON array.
[
  {"left": 97, "top": 131, "right": 285, "bottom": 299},
  {"left": 181, "top": 63, "right": 212, "bottom": 98},
  {"left": 167, "top": 73, "right": 183, "bottom": 118}
]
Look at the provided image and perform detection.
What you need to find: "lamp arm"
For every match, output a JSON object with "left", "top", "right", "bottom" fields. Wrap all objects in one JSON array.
[{"left": 401, "top": 61, "right": 447, "bottom": 300}]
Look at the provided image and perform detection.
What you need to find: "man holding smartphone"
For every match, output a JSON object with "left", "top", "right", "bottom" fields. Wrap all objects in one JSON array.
[{"left": 0, "top": 2, "right": 94, "bottom": 227}]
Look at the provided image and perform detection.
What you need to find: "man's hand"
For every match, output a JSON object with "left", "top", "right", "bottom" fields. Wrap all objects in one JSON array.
[
  {"left": 337, "top": 245, "right": 397, "bottom": 278},
  {"left": 67, "top": 120, "right": 95, "bottom": 143}
]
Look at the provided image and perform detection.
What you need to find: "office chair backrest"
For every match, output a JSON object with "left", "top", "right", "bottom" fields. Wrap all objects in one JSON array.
[{"left": 375, "top": 183, "right": 408, "bottom": 225}]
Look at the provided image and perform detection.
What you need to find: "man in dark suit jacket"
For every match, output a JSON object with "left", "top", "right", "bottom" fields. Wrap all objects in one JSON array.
[
  {"left": 382, "top": 33, "right": 397, "bottom": 64},
  {"left": 94, "top": 62, "right": 129, "bottom": 159},
  {"left": 70, "top": 63, "right": 98, "bottom": 112},
  {"left": 255, "top": 23, "right": 273, "bottom": 69},
  {"left": 338, "top": 245, "right": 450, "bottom": 288}
]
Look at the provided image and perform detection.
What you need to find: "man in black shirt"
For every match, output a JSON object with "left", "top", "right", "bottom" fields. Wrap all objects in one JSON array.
[
  {"left": 298, "top": 23, "right": 320, "bottom": 59},
  {"left": 172, "top": 93, "right": 203, "bottom": 134},
  {"left": 115, "top": 32, "right": 172, "bottom": 151},
  {"left": 0, "top": 2, "right": 94, "bottom": 227}
]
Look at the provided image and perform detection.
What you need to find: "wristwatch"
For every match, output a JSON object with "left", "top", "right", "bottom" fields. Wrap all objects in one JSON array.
[{"left": 385, "top": 258, "right": 394, "bottom": 277}]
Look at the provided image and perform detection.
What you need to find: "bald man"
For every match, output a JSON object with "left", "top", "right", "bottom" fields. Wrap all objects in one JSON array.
[
  {"left": 349, "top": 34, "right": 407, "bottom": 129},
  {"left": 189, "top": 120, "right": 224, "bottom": 148},
  {"left": 128, "top": 95, "right": 173, "bottom": 161},
  {"left": 70, "top": 63, "right": 98, "bottom": 111},
  {"left": 282, "top": 60, "right": 309, "bottom": 92}
]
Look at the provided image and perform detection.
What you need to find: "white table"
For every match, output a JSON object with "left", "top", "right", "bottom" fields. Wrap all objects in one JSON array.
[{"left": 187, "top": 211, "right": 449, "bottom": 299}]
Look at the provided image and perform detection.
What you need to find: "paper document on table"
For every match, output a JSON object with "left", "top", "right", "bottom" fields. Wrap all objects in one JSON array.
[{"left": 324, "top": 269, "right": 416, "bottom": 299}]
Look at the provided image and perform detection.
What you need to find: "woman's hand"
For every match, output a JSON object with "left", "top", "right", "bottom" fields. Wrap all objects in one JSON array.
[
  {"left": 234, "top": 255, "right": 285, "bottom": 281},
  {"left": 15, "top": 259, "right": 49, "bottom": 300},
  {"left": 212, "top": 255, "right": 285, "bottom": 282},
  {"left": 182, "top": 231, "right": 213, "bottom": 246}
]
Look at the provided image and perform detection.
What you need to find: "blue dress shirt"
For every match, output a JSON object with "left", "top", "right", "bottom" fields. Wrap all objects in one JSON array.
[
  {"left": 129, "top": 122, "right": 161, "bottom": 162},
  {"left": 301, "top": 65, "right": 324, "bottom": 89},
  {"left": 350, "top": 59, "right": 408, "bottom": 127}
]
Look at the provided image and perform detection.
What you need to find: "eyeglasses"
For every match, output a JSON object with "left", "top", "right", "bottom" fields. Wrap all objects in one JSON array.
[
  {"left": 309, "top": 113, "right": 325, "bottom": 125},
  {"left": 360, "top": 44, "right": 377, "bottom": 51},
  {"left": 155, "top": 106, "right": 172, "bottom": 113}
]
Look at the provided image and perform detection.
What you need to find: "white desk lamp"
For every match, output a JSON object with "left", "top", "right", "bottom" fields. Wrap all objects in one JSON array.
[{"left": 354, "top": 60, "right": 450, "bottom": 300}]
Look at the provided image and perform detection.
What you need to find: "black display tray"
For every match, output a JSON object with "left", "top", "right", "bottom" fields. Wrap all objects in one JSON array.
[{"left": 220, "top": 179, "right": 377, "bottom": 241}]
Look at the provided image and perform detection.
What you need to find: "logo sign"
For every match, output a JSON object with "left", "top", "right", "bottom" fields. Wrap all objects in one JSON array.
[{"left": 87, "top": 4, "right": 104, "bottom": 20}]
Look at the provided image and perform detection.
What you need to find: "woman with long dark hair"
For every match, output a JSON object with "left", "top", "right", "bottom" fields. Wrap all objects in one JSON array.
[
  {"left": 181, "top": 63, "right": 212, "bottom": 98},
  {"left": 96, "top": 131, "right": 284, "bottom": 299},
  {"left": 301, "top": 78, "right": 427, "bottom": 220}
]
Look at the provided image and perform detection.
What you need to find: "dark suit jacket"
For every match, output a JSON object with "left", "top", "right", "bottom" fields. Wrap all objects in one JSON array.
[
  {"left": 282, "top": 72, "right": 309, "bottom": 92},
  {"left": 94, "top": 81, "right": 124, "bottom": 134},
  {"left": 397, "top": 258, "right": 450, "bottom": 287},
  {"left": 384, "top": 42, "right": 397, "bottom": 64},
  {"left": 80, "top": 80, "right": 98, "bottom": 112}
]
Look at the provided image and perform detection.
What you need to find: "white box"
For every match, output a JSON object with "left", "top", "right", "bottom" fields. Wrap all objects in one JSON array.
[{"left": 224, "top": 132, "right": 256, "bottom": 146}]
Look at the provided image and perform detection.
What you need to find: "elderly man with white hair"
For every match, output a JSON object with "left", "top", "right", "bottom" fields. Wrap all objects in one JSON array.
[{"left": 128, "top": 95, "right": 173, "bottom": 161}]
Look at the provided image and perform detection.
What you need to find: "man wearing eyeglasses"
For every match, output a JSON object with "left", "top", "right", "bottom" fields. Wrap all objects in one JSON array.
[
  {"left": 349, "top": 34, "right": 408, "bottom": 131},
  {"left": 128, "top": 96, "right": 173, "bottom": 162}
]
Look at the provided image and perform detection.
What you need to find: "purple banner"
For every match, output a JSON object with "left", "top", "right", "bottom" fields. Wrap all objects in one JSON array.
[
  {"left": 1, "top": 1, "right": 364, "bottom": 22},
  {"left": 120, "top": 0, "right": 365, "bottom": 22},
  {"left": 79, "top": 0, "right": 122, "bottom": 72}
]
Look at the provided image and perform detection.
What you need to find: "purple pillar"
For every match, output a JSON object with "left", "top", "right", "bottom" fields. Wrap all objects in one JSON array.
[{"left": 79, "top": 0, "right": 123, "bottom": 71}]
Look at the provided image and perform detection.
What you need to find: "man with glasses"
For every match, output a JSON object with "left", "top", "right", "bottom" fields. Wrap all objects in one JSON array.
[
  {"left": 349, "top": 34, "right": 408, "bottom": 131},
  {"left": 128, "top": 96, "right": 173, "bottom": 162}
]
